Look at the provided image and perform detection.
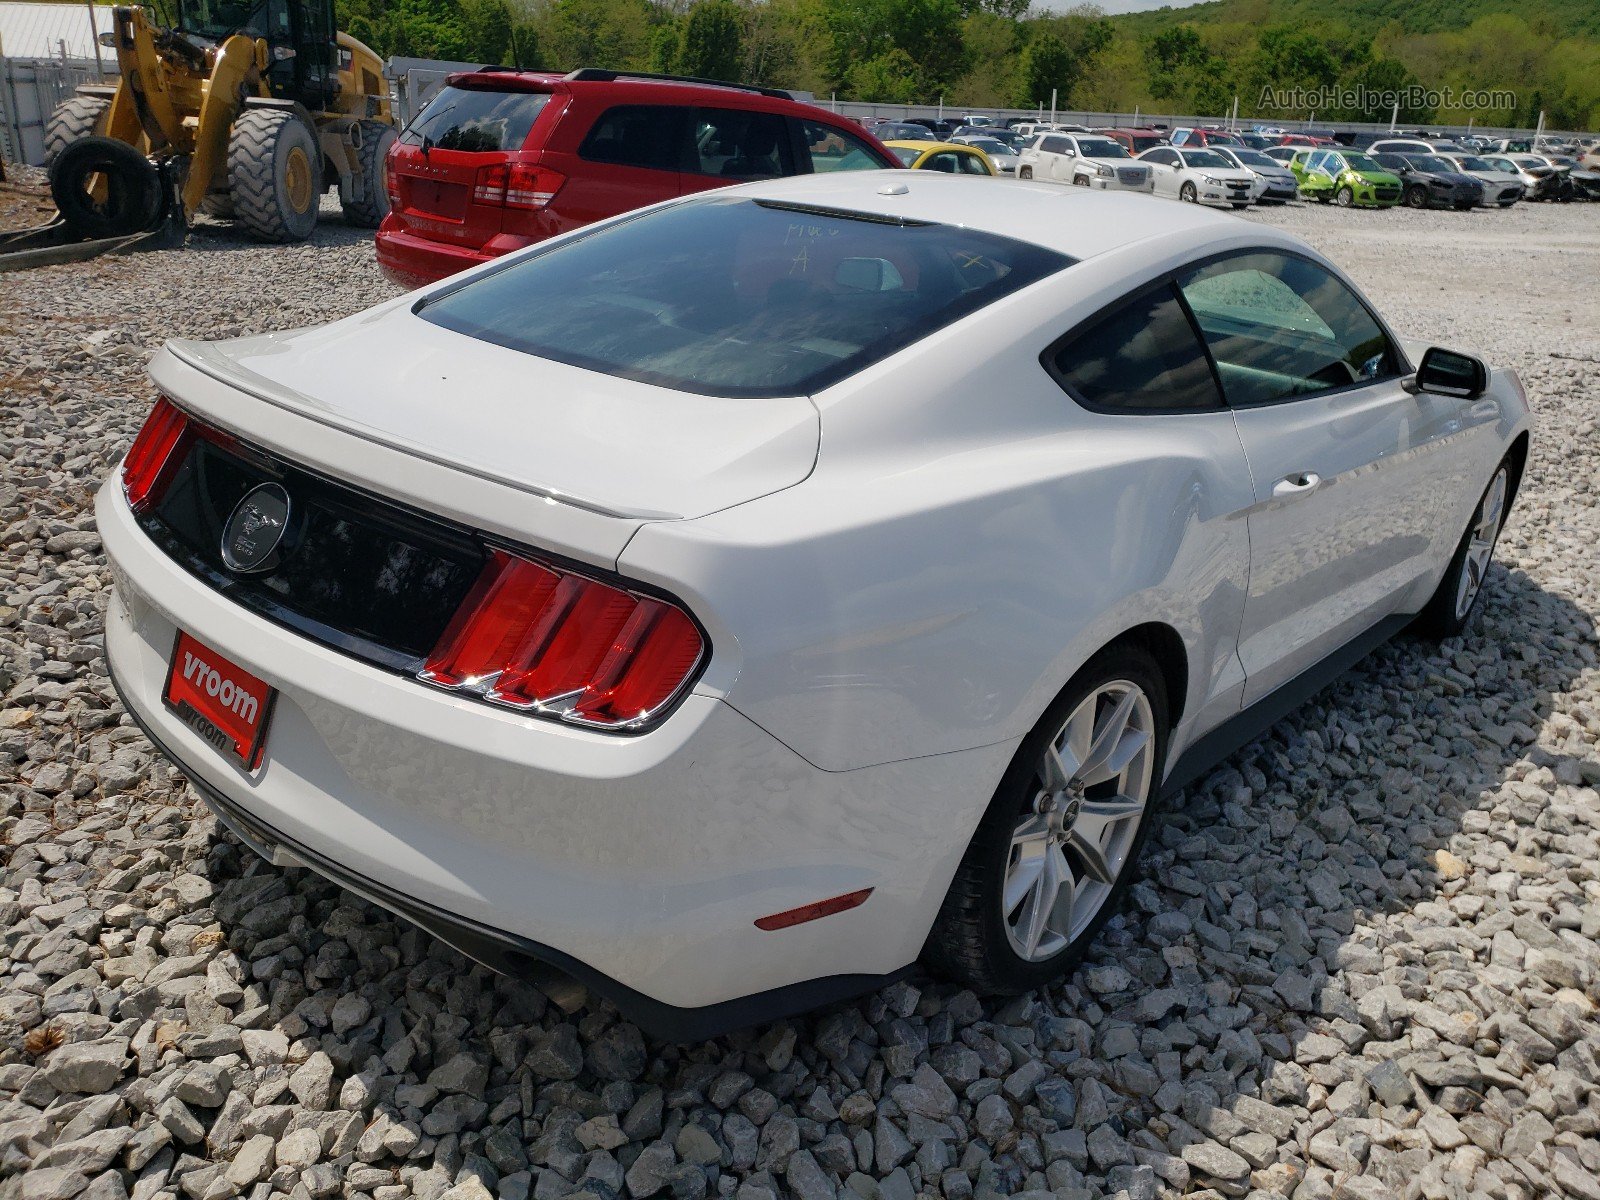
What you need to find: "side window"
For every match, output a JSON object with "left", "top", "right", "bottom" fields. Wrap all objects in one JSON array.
[
  {"left": 1047, "top": 285, "right": 1223, "bottom": 413},
  {"left": 800, "top": 121, "right": 884, "bottom": 172},
  {"left": 922, "top": 152, "right": 961, "bottom": 173},
  {"left": 579, "top": 106, "right": 688, "bottom": 172},
  {"left": 1306, "top": 151, "right": 1327, "bottom": 172},
  {"left": 1041, "top": 136, "right": 1067, "bottom": 155},
  {"left": 1177, "top": 252, "right": 1399, "bottom": 407},
  {"left": 692, "top": 108, "right": 793, "bottom": 180},
  {"left": 958, "top": 151, "right": 991, "bottom": 175},
  {"left": 1148, "top": 148, "right": 1174, "bottom": 166}
]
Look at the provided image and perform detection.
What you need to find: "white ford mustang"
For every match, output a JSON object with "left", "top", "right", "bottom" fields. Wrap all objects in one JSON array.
[{"left": 98, "top": 174, "right": 1529, "bottom": 1039}]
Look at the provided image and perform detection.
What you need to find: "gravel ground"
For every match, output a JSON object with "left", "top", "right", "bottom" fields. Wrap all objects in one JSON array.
[{"left": 2, "top": 196, "right": 1598, "bottom": 1200}]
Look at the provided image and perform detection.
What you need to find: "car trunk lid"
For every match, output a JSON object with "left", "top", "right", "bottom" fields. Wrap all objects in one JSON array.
[{"left": 160, "top": 312, "right": 821, "bottom": 524}]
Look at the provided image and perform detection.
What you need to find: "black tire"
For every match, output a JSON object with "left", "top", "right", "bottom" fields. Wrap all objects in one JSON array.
[
  {"left": 1232, "top": 202, "right": 1249, "bottom": 209},
  {"left": 1498, "top": 200, "right": 1516, "bottom": 208},
  {"left": 1019, "top": 167, "right": 1032, "bottom": 180},
  {"left": 1405, "top": 184, "right": 1429, "bottom": 208},
  {"left": 1413, "top": 461, "right": 1512, "bottom": 639},
  {"left": 44, "top": 95, "right": 109, "bottom": 165},
  {"left": 1072, "top": 175, "right": 1090, "bottom": 187},
  {"left": 49, "top": 136, "right": 164, "bottom": 239},
  {"left": 923, "top": 644, "right": 1170, "bottom": 995},
  {"left": 1179, "top": 181, "right": 1197, "bottom": 202},
  {"left": 340, "top": 120, "right": 397, "bottom": 227},
  {"left": 1336, "top": 186, "right": 1355, "bottom": 207},
  {"left": 229, "top": 109, "right": 321, "bottom": 243}
]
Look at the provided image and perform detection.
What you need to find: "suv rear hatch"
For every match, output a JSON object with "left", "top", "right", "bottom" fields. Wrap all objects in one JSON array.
[{"left": 387, "top": 75, "right": 563, "bottom": 252}]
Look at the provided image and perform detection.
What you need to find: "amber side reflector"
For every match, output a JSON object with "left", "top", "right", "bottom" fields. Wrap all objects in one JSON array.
[{"left": 754, "top": 888, "right": 874, "bottom": 931}]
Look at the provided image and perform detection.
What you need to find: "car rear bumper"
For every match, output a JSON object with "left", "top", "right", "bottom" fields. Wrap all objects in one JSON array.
[
  {"left": 97, "top": 479, "right": 1011, "bottom": 1035},
  {"left": 374, "top": 223, "right": 538, "bottom": 289},
  {"left": 108, "top": 671, "right": 909, "bottom": 1041}
]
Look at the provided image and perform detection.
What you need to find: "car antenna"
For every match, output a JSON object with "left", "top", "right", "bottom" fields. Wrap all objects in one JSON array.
[{"left": 509, "top": 24, "right": 524, "bottom": 71}]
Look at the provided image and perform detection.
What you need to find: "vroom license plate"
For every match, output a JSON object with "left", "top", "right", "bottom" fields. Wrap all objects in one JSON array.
[{"left": 163, "top": 631, "right": 276, "bottom": 769}]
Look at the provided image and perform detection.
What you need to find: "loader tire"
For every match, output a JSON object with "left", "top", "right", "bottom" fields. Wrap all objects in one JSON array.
[
  {"left": 44, "top": 95, "right": 110, "bottom": 165},
  {"left": 339, "top": 120, "right": 397, "bottom": 227},
  {"left": 229, "top": 109, "right": 321, "bottom": 243},
  {"left": 49, "top": 136, "right": 164, "bottom": 239}
]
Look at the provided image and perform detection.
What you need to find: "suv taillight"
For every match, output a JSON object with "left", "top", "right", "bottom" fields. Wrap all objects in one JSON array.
[
  {"left": 384, "top": 151, "right": 401, "bottom": 209},
  {"left": 421, "top": 550, "right": 704, "bottom": 731},
  {"left": 472, "top": 162, "right": 565, "bottom": 210},
  {"left": 122, "top": 398, "right": 194, "bottom": 513}
]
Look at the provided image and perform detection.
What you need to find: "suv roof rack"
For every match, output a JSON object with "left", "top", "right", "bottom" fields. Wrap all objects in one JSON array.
[{"left": 562, "top": 67, "right": 795, "bottom": 101}]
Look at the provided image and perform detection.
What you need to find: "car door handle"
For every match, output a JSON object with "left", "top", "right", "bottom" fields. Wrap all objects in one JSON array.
[
  {"left": 1467, "top": 399, "right": 1499, "bottom": 419},
  {"left": 1272, "top": 472, "right": 1322, "bottom": 498}
]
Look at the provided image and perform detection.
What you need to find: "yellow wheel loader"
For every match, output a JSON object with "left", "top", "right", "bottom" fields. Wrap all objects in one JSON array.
[{"left": 43, "top": 0, "right": 396, "bottom": 243}]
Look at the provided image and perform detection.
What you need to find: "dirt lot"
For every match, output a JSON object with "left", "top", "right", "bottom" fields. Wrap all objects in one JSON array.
[
  {"left": 0, "top": 167, "right": 55, "bottom": 234},
  {"left": 1, "top": 196, "right": 1598, "bottom": 1200}
]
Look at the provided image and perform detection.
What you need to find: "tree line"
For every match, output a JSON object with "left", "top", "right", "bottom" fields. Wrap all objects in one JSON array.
[{"left": 325, "top": 0, "right": 1594, "bottom": 130}]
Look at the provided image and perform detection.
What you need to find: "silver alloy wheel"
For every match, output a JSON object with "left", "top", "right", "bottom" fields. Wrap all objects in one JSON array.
[
  {"left": 1455, "top": 467, "right": 1508, "bottom": 620},
  {"left": 1003, "top": 681, "right": 1155, "bottom": 962}
]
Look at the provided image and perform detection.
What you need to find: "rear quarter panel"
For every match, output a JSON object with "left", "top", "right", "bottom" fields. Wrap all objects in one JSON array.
[{"left": 620, "top": 235, "right": 1277, "bottom": 773}]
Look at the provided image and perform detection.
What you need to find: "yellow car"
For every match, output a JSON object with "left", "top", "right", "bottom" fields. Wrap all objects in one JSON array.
[{"left": 883, "top": 140, "right": 996, "bottom": 176}]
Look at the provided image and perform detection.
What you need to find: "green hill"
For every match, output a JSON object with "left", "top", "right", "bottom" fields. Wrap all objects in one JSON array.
[
  {"left": 1114, "top": 0, "right": 1600, "bottom": 40},
  {"left": 1081, "top": 0, "right": 1600, "bottom": 130}
]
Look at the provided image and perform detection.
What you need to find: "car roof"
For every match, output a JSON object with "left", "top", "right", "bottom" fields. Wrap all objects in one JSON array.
[
  {"left": 438, "top": 67, "right": 853, "bottom": 122},
  {"left": 713, "top": 172, "right": 1267, "bottom": 263}
]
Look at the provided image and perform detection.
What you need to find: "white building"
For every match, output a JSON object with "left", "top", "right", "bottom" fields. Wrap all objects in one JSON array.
[{"left": 0, "top": 2, "right": 116, "bottom": 165}]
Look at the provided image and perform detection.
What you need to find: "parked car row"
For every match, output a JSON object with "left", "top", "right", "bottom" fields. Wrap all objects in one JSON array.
[{"left": 375, "top": 69, "right": 1597, "bottom": 290}]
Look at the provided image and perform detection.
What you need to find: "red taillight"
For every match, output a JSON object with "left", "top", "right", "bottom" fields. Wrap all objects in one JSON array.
[
  {"left": 472, "top": 162, "right": 508, "bottom": 205},
  {"left": 472, "top": 162, "right": 565, "bottom": 209},
  {"left": 121, "top": 398, "right": 193, "bottom": 513},
  {"left": 383, "top": 153, "right": 400, "bottom": 209},
  {"left": 421, "top": 550, "right": 705, "bottom": 730}
]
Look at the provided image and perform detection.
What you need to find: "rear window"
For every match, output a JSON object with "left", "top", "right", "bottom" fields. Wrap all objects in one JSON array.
[
  {"left": 418, "top": 197, "right": 1070, "bottom": 398},
  {"left": 400, "top": 85, "right": 549, "bottom": 153}
]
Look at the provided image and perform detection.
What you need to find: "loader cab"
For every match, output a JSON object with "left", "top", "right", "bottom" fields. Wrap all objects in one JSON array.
[{"left": 176, "top": 0, "right": 339, "bottom": 109}]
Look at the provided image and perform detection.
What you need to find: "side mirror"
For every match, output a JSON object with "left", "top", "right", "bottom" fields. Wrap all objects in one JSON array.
[{"left": 1406, "top": 347, "right": 1488, "bottom": 399}]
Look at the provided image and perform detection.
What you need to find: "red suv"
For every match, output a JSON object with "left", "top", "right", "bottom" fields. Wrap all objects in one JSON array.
[
  {"left": 376, "top": 68, "right": 899, "bottom": 288},
  {"left": 1095, "top": 128, "right": 1169, "bottom": 155}
]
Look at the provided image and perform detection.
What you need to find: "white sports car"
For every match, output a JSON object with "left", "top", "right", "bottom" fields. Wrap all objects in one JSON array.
[{"left": 99, "top": 174, "right": 1529, "bottom": 1039}]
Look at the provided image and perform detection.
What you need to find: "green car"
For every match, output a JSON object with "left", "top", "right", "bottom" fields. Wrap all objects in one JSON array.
[{"left": 1290, "top": 149, "right": 1403, "bottom": 208}]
